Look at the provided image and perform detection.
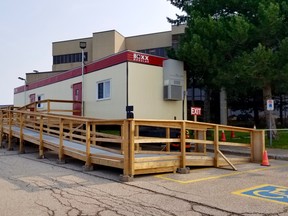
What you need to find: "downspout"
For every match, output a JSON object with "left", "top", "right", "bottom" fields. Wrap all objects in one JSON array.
[{"left": 126, "top": 62, "right": 129, "bottom": 113}]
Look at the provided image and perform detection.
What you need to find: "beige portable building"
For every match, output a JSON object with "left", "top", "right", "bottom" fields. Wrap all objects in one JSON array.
[{"left": 14, "top": 51, "right": 187, "bottom": 120}]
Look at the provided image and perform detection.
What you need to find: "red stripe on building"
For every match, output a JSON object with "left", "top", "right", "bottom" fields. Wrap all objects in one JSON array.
[{"left": 14, "top": 51, "right": 166, "bottom": 94}]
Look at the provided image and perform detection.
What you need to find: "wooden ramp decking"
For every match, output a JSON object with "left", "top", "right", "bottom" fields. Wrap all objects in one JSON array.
[{"left": 0, "top": 100, "right": 265, "bottom": 181}]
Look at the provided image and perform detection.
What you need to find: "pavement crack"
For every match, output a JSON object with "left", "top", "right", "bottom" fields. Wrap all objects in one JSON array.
[{"left": 35, "top": 201, "right": 56, "bottom": 216}]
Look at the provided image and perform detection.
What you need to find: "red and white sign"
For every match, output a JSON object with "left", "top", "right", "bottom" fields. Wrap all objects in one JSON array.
[
  {"left": 191, "top": 107, "right": 201, "bottom": 116},
  {"left": 133, "top": 53, "right": 149, "bottom": 63}
]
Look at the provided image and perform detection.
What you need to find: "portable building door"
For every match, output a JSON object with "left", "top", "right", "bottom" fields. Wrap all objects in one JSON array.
[
  {"left": 29, "top": 94, "right": 36, "bottom": 103},
  {"left": 72, "top": 82, "right": 82, "bottom": 116},
  {"left": 29, "top": 93, "right": 36, "bottom": 111}
]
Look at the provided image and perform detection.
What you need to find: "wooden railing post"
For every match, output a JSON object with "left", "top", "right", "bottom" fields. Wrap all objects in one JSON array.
[
  {"left": 47, "top": 100, "right": 51, "bottom": 113},
  {"left": 38, "top": 116, "right": 44, "bottom": 159},
  {"left": 19, "top": 113, "right": 25, "bottom": 154},
  {"left": 165, "top": 128, "right": 170, "bottom": 152},
  {"left": 122, "top": 120, "right": 129, "bottom": 172},
  {"left": 8, "top": 110, "right": 13, "bottom": 151},
  {"left": 83, "top": 121, "right": 93, "bottom": 171},
  {"left": 69, "top": 121, "right": 73, "bottom": 141},
  {"left": 181, "top": 121, "right": 186, "bottom": 167},
  {"left": 92, "top": 123, "right": 96, "bottom": 145},
  {"left": 120, "top": 122, "right": 126, "bottom": 154},
  {"left": 120, "top": 119, "right": 134, "bottom": 182},
  {"left": 135, "top": 125, "right": 140, "bottom": 152},
  {"left": 129, "top": 120, "right": 135, "bottom": 177},
  {"left": 214, "top": 125, "right": 219, "bottom": 168},
  {"left": 251, "top": 129, "right": 265, "bottom": 163},
  {"left": 57, "top": 118, "right": 65, "bottom": 163},
  {"left": 196, "top": 130, "right": 207, "bottom": 154},
  {"left": 0, "top": 111, "right": 3, "bottom": 148},
  {"left": 177, "top": 121, "right": 189, "bottom": 174}
]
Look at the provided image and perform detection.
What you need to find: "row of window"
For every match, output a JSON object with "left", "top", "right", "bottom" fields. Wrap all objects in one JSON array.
[
  {"left": 53, "top": 46, "right": 170, "bottom": 65},
  {"left": 53, "top": 52, "right": 88, "bottom": 64},
  {"left": 137, "top": 47, "right": 168, "bottom": 57}
]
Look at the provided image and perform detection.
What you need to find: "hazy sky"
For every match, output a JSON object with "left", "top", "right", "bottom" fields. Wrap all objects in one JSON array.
[{"left": 0, "top": 0, "right": 181, "bottom": 105}]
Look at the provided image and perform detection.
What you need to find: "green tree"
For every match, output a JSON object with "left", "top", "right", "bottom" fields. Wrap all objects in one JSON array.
[{"left": 168, "top": 0, "right": 288, "bottom": 136}]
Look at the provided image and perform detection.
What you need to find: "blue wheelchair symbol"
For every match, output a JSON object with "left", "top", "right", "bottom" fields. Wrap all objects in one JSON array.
[{"left": 240, "top": 185, "right": 288, "bottom": 204}]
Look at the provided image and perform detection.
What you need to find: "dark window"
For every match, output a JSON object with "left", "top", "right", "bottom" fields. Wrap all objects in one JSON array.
[
  {"left": 53, "top": 52, "right": 88, "bottom": 64},
  {"left": 137, "top": 47, "right": 168, "bottom": 58},
  {"left": 98, "top": 83, "right": 104, "bottom": 99},
  {"left": 97, "top": 80, "right": 111, "bottom": 100}
]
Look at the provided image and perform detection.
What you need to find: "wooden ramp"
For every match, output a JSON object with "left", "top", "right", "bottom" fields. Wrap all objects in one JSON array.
[{"left": 0, "top": 100, "right": 265, "bottom": 181}]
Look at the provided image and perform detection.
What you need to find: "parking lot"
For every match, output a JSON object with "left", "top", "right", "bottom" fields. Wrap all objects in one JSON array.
[{"left": 0, "top": 147, "right": 287, "bottom": 216}]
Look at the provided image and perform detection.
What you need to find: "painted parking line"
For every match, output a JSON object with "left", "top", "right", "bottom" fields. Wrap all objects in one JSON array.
[
  {"left": 155, "top": 164, "right": 288, "bottom": 184},
  {"left": 233, "top": 184, "right": 288, "bottom": 205}
]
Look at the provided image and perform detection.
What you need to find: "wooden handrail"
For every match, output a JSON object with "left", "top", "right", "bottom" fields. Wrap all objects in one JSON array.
[{"left": 0, "top": 102, "right": 265, "bottom": 178}]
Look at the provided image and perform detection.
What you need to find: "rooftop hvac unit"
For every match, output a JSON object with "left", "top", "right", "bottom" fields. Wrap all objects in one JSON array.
[{"left": 164, "top": 85, "right": 182, "bottom": 101}]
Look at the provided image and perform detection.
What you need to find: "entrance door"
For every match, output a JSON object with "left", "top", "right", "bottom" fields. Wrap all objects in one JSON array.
[
  {"left": 29, "top": 94, "right": 36, "bottom": 111},
  {"left": 72, "top": 82, "right": 82, "bottom": 116}
]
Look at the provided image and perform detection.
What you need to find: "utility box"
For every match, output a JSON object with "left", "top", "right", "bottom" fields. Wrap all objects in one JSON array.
[{"left": 163, "top": 59, "right": 185, "bottom": 101}]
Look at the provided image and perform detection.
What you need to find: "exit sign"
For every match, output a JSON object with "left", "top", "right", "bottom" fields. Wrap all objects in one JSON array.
[{"left": 191, "top": 107, "right": 201, "bottom": 116}]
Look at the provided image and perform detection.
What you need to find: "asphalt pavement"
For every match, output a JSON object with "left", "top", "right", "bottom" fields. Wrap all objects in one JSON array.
[{"left": 1, "top": 143, "right": 288, "bottom": 215}]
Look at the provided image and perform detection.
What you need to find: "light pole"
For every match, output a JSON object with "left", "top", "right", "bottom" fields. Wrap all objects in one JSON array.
[
  {"left": 18, "top": 77, "right": 27, "bottom": 105},
  {"left": 79, "top": 41, "right": 86, "bottom": 116}
]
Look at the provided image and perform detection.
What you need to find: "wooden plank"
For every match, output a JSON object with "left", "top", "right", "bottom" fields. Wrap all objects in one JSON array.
[
  {"left": 217, "top": 149, "right": 237, "bottom": 171},
  {"left": 186, "top": 159, "right": 214, "bottom": 166},
  {"left": 214, "top": 125, "right": 219, "bottom": 168},
  {"left": 129, "top": 120, "right": 135, "bottom": 176},
  {"left": 137, "top": 151, "right": 182, "bottom": 155},
  {"left": 58, "top": 118, "right": 64, "bottom": 161},
  {"left": 85, "top": 121, "right": 91, "bottom": 167},
  {"left": 218, "top": 142, "right": 250, "bottom": 147},
  {"left": 180, "top": 122, "right": 186, "bottom": 168},
  {"left": 134, "top": 160, "right": 179, "bottom": 169},
  {"left": 95, "top": 137, "right": 122, "bottom": 144},
  {"left": 90, "top": 157, "right": 123, "bottom": 169},
  {"left": 188, "top": 139, "right": 214, "bottom": 145},
  {"left": 134, "top": 137, "right": 179, "bottom": 144},
  {"left": 62, "top": 150, "right": 86, "bottom": 161},
  {"left": 134, "top": 167, "right": 176, "bottom": 175},
  {"left": 19, "top": 113, "right": 24, "bottom": 153},
  {"left": 165, "top": 128, "right": 170, "bottom": 152},
  {"left": 134, "top": 155, "right": 179, "bottom": 162},
  {"left": 39, "top": 116, "right": 44, "bottom": 157}
]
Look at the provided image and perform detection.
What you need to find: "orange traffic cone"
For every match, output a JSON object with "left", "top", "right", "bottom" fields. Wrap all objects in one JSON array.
[
  {"left": 261, "top": 150, "right": 270, "bottom": 166},
  {"left": 221, "top": 130, "right": 226, "bottom": 142},
  {"left": 230, "top": 131, "right": 235, "bottom": 138}
]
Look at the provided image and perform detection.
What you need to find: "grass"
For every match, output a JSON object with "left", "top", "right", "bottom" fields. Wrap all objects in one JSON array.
[
  {"left": 226, "top": 130, "right": 288, "bottom": 149},
  {"left": 265, "top": 130, "right": 288, "bottom": 149},
  {"left": 206, "top": 130, "right": 288, "bottom": 149}
]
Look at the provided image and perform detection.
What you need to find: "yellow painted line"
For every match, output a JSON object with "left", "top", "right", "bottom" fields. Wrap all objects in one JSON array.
[
  {"left": 155, "top": 164, "right": 288, "bottom": 184},
  {"left": 232, "top": 184, "right": 288, "bottom": 206}
]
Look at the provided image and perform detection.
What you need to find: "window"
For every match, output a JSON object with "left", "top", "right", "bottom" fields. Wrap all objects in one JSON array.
[
  {"left": 53, "top": 52, "right": 88, "bottom": 64},
  {"left": 137, "top": 47, "right": 168, "bottom": 57},
  {"left": 37, "top": 94, "right": 44, "bottom": 108},
  {"left": 97, "top": 80, "right": 111, "bottom": 100}
]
